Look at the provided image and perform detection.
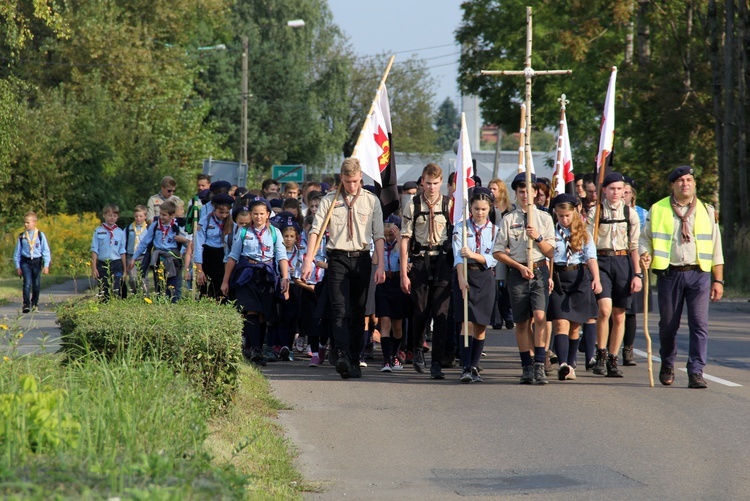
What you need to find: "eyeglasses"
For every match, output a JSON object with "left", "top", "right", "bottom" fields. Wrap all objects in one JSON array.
[{"left": 166, "top": 189, "right": 176, "bottom": 193}]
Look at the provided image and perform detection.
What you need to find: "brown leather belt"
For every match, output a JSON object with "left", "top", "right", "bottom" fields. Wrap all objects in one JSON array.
[
  {"left": 555, "top": 263, "right": 584, "bottom": 272},
  {"left": 669, "top": 264, "right": 701, "bottom": 272},
  {"left": 466, "top": 264, "right": 483, "bottom": 271},
  {"left": 518, "top": 259, "right": 548, "bottom": 270},
  {"left": 597, "top": 250, "right": 628, "bottom": 257},
  {"left": 329, "top": 250, "right": 368, "bottom": 257}
]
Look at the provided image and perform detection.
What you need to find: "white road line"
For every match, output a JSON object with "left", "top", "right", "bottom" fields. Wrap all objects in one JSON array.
[{"left": 632, "top": 348, "right": 743, "bottom": 387}]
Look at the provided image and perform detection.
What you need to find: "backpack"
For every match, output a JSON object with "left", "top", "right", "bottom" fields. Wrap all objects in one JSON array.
[
  {"left": 18, "top": 231, "right": 47, "bottom": 260},
  {"left": 598, "top": 203, "right": 632, "bottom": 236},
  {"left": 237, "top": 224, "right": 278, "bottom": 248}
]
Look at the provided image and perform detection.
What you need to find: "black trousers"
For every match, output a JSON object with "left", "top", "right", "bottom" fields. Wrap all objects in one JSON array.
[
  {"left": 327, "top": 252, "right": 372, "bottom": 359},
  {"left": 409, "top": 254, "right": 451, "bottom": 365},
  {"left": 200, "top": 245, "right": 226, "bottom": 300}
]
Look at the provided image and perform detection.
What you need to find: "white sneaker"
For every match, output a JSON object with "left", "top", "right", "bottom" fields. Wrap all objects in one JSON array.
[
  {"left": 567, "top": 367, "right": 577, "bottom": 380},
  {"left": 359, "top": 358, "right": 368, "bottom": 368},
  {"left": 381, "top": 362, "right": 392, "bottom": 372},
  {"left": 558, "top": 363, "right": 571, "bottom": 381}
]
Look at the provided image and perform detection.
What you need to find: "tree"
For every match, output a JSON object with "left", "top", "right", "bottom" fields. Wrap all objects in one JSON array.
[
  {"left": 434, "top": 97, "right": 459, "bottom": 151},
  {"left": 342, "top": 54, "right": 439, "bottom": 158}
]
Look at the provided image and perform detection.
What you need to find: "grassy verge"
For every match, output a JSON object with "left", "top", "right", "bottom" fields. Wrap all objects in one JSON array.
[{"left": 205, "top": 364, "right": 308, "bottom": 499}]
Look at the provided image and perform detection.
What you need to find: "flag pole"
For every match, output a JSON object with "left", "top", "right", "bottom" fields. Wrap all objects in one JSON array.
[
  {"left": 524, "top": 6, "right": 534, "bottom": 267},
  {"left": 552, "top": 95, "right": 568, "bottom": 198},
  {"left": 310, "top": 55, "right": 396, "bottom": 260},
  {"left": 461, "top": 114, "right": 470, "bottom": 348}
]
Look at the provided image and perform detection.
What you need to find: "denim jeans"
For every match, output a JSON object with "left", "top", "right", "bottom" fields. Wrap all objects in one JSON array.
[{"left": 20, "top": 257, "right": 42, "bottom": 308}]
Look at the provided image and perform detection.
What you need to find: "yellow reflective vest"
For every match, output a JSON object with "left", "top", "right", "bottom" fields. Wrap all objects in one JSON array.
[{"left": 650, "top": 197, "right": 713, "bottom": 272}]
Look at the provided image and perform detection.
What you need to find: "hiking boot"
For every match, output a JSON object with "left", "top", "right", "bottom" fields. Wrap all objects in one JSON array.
[
  {"left": 606, "top": 354, "right": 623, "bottom": 377},
  {"left": 459, "top": 368, "right": 473, "bottom": 383},
  {"left": 558, "top": 362, "right": 571, "bottom": 381},
  {"left": 659, "top": 365, "right": 675, "bottom": 386},
  {"left": 413, "top": 350, "right": 426, "bottom": 373},
  {"left": 622, "top": 346, "right": 637, "bottom": 366},
  {"left": 470, "top": 367, "right": 483, "bottom": 383},
  {"left": 349, "top": 364, "right": 362, "bottom": 379},
  {"left": 688, "top": 372, "right": 707, "bottom": 389},
  {"left": 548, "top": 350, "right": 559, "bottom": 365},
  {"left": 585, "top": 357, "right": 596, "bottom": 371},
  {"left": 335, "top": 351, "right": 352, "bottom": 380},
  {"left": 520, "top": 365, "right": 534, "bottom": 384},
  {"left": 533, "top": 362, "right": 549, "bottom": 385},
  {"left": 593, "top": 349, "right": 607, "bottom": 375}
]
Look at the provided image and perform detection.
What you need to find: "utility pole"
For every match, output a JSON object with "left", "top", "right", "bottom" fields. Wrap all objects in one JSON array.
[{"left": 241, "top": 36, "right": 248, "bottom": 166}]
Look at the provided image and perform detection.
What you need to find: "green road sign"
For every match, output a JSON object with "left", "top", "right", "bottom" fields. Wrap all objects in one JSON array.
[{"left": 271, "top": 164, "right": 305, "bottom": 183}]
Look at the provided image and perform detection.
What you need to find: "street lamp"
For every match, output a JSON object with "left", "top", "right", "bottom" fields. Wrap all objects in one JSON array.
[{"left": 241, "top": 19, "right": 306, "bottom": 167}]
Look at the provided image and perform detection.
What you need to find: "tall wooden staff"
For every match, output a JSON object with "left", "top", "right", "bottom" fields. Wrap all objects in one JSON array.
[
  {"left": 640, "top": 258, "right": 654, "bottom": 387},
  {"left": 459, "top": 114, "right": 471, "bottom": 348},
  {"left": 516, "top": 104, "right": 526, "bottom": 174},
  {"left": 307, "top": 55, "right": 396, "bottom": 259}
]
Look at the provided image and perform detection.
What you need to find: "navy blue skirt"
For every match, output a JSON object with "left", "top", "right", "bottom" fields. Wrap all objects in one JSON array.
[{"left": 452, "top": 267, "right": 495, "bottom": 325}]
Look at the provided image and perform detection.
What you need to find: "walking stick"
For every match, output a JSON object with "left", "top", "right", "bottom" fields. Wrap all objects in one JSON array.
[{"left": 640, "top": 258, "right": 654, "bottom": 387}]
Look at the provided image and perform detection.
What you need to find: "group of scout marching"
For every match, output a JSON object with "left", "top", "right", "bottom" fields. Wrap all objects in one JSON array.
[{"left": 29, "top": 158, "right": 719, "bottom": 388}]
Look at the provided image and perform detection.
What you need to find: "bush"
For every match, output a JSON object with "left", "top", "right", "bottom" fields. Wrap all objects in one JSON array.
[{"left": 56, "top": 298, "right": 244, "bottom": 409}]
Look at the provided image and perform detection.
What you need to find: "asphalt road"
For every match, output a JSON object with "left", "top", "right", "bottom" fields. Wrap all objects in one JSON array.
[{"left": 266, "top": 300, "right": 750, "bottom": 500}]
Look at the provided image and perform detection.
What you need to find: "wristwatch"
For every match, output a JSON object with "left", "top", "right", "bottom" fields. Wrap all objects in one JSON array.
[
  {"left": 713, "top": 279, "right": 725, "bottom": 285},
  {"left": 534, "top": 235, "right": 543, "bottom": 243},
  {"left": 634, "top": 272, "right": 644, "bottom": 279}
]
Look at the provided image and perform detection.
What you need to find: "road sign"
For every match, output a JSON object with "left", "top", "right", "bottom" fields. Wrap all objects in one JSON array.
[
  {"left": 203, "top": 158, "right": 247, "bottom": 187},
  {"left": 272, "top": 164, "right": 305, "bottom": 183}
]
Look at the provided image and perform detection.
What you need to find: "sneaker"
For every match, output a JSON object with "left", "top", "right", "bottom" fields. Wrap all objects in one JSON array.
[
  {"left": 397, "top": 350, "right": 406, "bottom": 365},
  {"left": 392, "top": 358, "right": 404, "bottom": 370},
  {"left": 422, "top": 341, "right": 430, "bottom": 352},
  {"left": 413, "top": 350, "right": 426, "bottom": 373},
  {"left": 319, "top": 346, "right": 327, "bottom": 365},
  {"left": 592, "top": 349, "right": 607, "bottom": 375},
  {"left": 567, "top": 367, "right": 577, "bottom": 380},
  {"left": 381, "top": 362, "right": 393, "bottom": 373},
  {"left": 470, "top": 367, "right": 483, "bottom": 383},
  {"left": 659, "top": 365, "right": 675, "bottom": 386},
  {"left": 294, "top": 336, "right": 306, "bottom": 354},
  {"left": 460, "top": 368, "right": 473, "bottom": 383},
  {"left": 430, "top": 363, "right": 445, "bottom": 380},
  {"left": 405, "top": 350, "right": 414, "bottom": 364},
  {"left": 606, "top": 354, "right": 623, "bottom": 377},
  {"left": 31, "top": 305, "right": 39, "bottom": 312},
  {"left": 263, "top": 346, "right": 279, "bottom": 362},
  {"left": 622, "top": 346, "right": 637, "bottom": 366},
  {"left": 22, "top": 306, "right": 30, "bottom": 314},
  {"left": 359, "top": 358, "right": 368, "bottom": 368},
  {"left": 558, "top": 362, "right": 571, "bottom": 381},
  {"left": 304, "top": 345, "right": 313, "bottom": 358},
  {"left": 533, "top": 362, "right": 549, "bottom": 385},
  {"left": 544, "top": 351, "right": 554, "bottom": 376},
  {"left": 549, "top": 350, "right": 559, "bottom": 364},
  {"left": 309, "top": 354, "right": 321, "bottom": 367},
  {"left": 335, "top": 351, "right": 352, "bottom": 379},
  {"left": 279, "top": 346, "right": 291, "bottom": 361},
  {"left": 520, "top": 365, "right": 534, "bottom": 384},
  {"left": 688, "top": 372, "right": 707, "bottom": 389}
]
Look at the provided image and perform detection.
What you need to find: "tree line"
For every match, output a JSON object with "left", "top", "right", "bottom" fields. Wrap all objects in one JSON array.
[
  {"left": 457, "top": 0, "right": 748, "bottom": 259},
  {"left": 0, "top": 0, "right": 457, "bottom": 231}
]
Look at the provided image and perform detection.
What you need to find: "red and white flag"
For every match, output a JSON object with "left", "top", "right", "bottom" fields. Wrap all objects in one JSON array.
[
  {"left": 452, "top": 113, "right": 475, "bottom": 226},
  {"left": 554, "top": 111, "right": 575, "bottom": 195},
  {"left": 354, "top": 85, "right": 399, "bottom": 217},
  {"left": 595, "top": 66, "right": 617, "bottom": 172},
  {"left": 355, "top": 86, "right": 389, "bottom": 184}
]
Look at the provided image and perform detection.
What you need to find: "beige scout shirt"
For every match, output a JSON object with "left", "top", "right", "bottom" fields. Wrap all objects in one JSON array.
[
  {"left": 493, "top": 207, "right": 555, "bottom": 263},
  {"left": 638, "top": 200, "right": 724, "bottom": 266},
  {"left": 146, "top": 193, "right": 183, "bottom": 222},
  {"left": 311, "top": 189, "right": 384, "bottom": 251},
  {"left": 401, "top": 195, "right": 450, "bottom": 246},
  {"left": 586, "top": 200, "right": 640, "bottom": 252}
]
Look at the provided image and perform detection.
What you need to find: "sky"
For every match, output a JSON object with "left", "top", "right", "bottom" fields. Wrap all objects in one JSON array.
[{"left": 326, "top": 0, "right": 464, "bottom": 107}]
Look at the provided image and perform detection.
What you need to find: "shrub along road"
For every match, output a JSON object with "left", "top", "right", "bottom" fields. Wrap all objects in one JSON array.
[{"left": 266, "top": 300, "right": 750, "bottom": 500}]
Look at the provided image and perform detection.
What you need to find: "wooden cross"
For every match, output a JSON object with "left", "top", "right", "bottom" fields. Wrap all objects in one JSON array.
[{"left": 480, "top": 5, "right": 571, "bottom": 266}]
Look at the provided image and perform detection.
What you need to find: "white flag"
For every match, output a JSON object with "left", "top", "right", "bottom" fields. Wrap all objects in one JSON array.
[
  {"left": 452, "top": 113, "right": 475, "bottom": 225},
  {"left": 595, "top": 67, "right": 617, "bottom": 171},
  {"left": 554, "top": 112, "right": 574, "bottom": 195}
]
